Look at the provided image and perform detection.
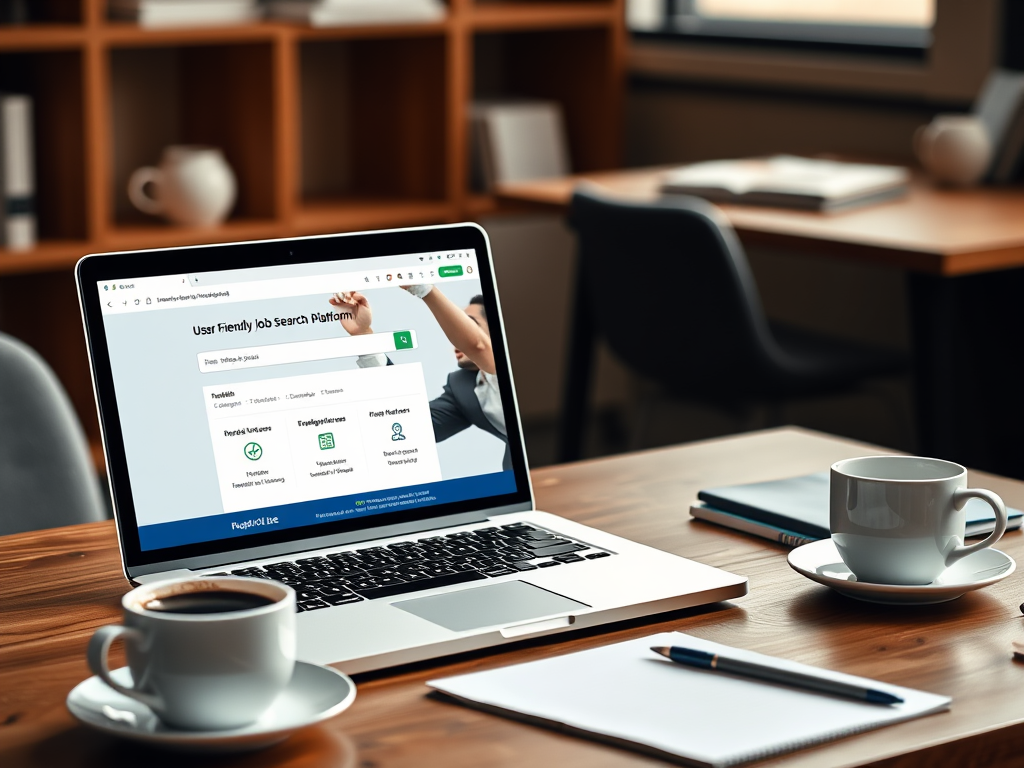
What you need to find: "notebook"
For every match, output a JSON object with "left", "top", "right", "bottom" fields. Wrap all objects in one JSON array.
[
  {"left": 696, "top": 472, "right": 1022, "bottom": 541},
  {"left": 428, "top": 632, "right": 951, "bottom": 768}
]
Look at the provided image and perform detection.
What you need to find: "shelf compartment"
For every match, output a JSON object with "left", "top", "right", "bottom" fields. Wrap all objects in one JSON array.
[
  {"left": 109, "top": 42, "right": 278, "bottom": 228},
  {"left": 473, "top": 27, "right": 620, "bottom": 173},
  {"left": 0, "top": 49, "right": 88, "bottom": 243},
  {"left": 469, "top": 2, "right": 617, "bottom": 30},
  {"left": 298, "top": 35, "right": 448, "bottom": 207},
  {"left": 293, "top": 198, "right": 456, "bottom": 235}
]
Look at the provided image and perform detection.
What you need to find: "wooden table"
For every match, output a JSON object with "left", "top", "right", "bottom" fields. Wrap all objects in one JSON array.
[
  {"left": 498, "top": 170, "right": 1024, "bottom": 478},
  {"left": 4, "top": 427, "right": 1024, "bottom": 768}
]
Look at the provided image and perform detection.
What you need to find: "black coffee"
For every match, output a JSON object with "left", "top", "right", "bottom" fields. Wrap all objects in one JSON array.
[{"left": 144, "top": 590, "right": 275, "bottom": 614}]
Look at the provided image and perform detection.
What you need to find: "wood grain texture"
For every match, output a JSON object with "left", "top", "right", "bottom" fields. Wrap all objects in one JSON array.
[
  {"left": 3, "top": 428, "right": 1024, "bottom": 767},
  {"left": 496, "top": 168, "right": 1024, "bottom": 276}
]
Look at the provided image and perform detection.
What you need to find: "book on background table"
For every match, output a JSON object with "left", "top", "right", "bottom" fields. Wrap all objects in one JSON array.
[
  {"left": 660, "top": 155, "right": 909, "bottom": 212},
  {"left": 693, "top": 472, "right": 1023, "bottom": 545},
  {"left": 428, "top": 632, "right": 951, "bottom": 768}
]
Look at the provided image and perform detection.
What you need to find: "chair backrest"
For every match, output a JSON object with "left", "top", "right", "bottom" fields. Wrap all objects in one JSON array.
[
  {"left": 567, "top": 187, "right": 787, "bottom": 399},
  {"left": 0, "top": 332, "right": 107, "bottom": 535}
]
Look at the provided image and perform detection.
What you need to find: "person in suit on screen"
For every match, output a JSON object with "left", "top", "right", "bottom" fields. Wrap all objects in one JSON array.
[{"left": 329, "top": 287, "right": 509, "bottom": 471}]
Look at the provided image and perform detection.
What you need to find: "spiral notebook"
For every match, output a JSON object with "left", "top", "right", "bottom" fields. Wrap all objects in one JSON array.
[{"left": 428, "top": 632, "right": 950, "bottom": 767}]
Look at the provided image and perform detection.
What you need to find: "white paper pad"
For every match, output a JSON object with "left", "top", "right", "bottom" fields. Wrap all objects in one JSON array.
[{"left": 428, "top": 632, "right": 951, "bottom": 767}]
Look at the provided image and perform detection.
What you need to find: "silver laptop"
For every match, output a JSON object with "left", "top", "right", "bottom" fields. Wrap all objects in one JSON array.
[{"left": 77, "top": 223, "right": 746, "bottom": 674}]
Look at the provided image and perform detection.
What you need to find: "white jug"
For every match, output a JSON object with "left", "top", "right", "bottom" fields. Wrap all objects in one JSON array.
[{"left": 128, "top": 146, "right": 237, "bottom": 227}]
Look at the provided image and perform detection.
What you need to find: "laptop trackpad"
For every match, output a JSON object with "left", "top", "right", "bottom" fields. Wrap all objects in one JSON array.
[{"left": 392, "top": 581, "right": 589, "bottom": 632}]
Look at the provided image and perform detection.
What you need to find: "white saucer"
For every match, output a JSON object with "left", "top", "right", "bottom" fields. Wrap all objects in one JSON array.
[
  {"left": 788, "top": 538, "right": 1016, "bottom": 605},
  {"left": 66, "top": 661, "right": 356, "bottom": 752}
]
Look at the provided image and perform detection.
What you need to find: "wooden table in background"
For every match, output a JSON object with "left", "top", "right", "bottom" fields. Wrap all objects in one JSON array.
[
  {"left": 498, "top": 170, "right": 1024, "bottom": 478},
  {"left": 5, "top": 427, "right": 1024, "bottom": 767}
]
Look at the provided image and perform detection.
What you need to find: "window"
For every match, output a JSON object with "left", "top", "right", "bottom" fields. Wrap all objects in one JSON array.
[
  {"left": 630, "top": 0, "right": 935, "bottom": 52},
  {"left": 627, "top": 0, "right": 998, "bottom": 103}
]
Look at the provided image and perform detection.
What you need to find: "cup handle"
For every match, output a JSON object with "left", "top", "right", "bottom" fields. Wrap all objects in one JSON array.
[
  {"left": 87, "top": 625, "right": 161, "bottom": 710},
  {"left": 944, "top": 488, "right": 1008, "bottom": 565},
  {"left": 127, "top": 167, "right": 164, "bottom": 216}
]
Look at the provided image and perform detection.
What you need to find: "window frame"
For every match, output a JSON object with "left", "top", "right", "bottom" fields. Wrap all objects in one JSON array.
[{"left": 627, "top": 0, "right": 1000, "bottom": 103}]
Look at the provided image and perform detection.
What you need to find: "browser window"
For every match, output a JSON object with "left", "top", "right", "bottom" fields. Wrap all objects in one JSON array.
[{"left": 97, "top": 249, "right": 516, "bottom": 552}]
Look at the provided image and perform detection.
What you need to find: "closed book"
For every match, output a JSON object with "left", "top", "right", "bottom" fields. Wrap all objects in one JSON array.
[
  {"left": 0, "top": 93, "right": 35, "bottom": 251},
  {"left": 697, "top": 472, "right": 1022, "bottom": 540},
  {"left": 973, "top": 69, "right": 1024, "bottom": 181},
  {"left": 267, "top": 0, "right": 445, "bottom": 25},
  {"left": 470, "top": 100, "right": 570, "bottom": 191},
  {"left": 109, "top": 0, "right": 261, "bottom": 27},
  {"left": 689, "top": 503, "right": 817, "bottom": 548},
  {"left": 660, "top": 156, "right": 909, "bottom": 212}
]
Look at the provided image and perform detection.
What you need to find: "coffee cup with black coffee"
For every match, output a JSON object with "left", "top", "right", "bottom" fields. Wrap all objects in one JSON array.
[{"left": 87, "top": 576, "right": 296, "bottom": 730}]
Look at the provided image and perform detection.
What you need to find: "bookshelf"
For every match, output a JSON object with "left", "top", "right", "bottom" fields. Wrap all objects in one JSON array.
[{"left": 0, "top": 0, "right": 625, "bottom": 461}]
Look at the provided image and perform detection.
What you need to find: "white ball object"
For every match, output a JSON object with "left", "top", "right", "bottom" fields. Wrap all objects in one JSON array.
[{"left": 914, "top": 115, "right": 992, "bottom": 187}]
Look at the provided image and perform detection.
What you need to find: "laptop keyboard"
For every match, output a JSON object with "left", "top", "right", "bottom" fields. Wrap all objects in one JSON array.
[{"left": 206, "top": 522, "right": 613, "bottom": 612}]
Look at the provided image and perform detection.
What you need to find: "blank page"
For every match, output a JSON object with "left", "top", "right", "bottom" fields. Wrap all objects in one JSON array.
[{"left": 428, "top": 632, "right": 950, "bottom": 768}]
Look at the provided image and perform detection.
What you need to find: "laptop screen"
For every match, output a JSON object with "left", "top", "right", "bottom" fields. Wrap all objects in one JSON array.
[{"left": 78, "top": 226, "right": 531, "bottom": 570}]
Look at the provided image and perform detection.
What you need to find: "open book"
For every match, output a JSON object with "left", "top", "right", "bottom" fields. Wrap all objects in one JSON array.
[{"left": 660, "top": 156, "right": 909, "bottom": 212}]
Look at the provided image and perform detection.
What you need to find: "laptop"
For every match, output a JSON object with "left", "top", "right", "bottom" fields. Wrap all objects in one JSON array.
[{"left": 76, "top": 223, "right": 746, "bottom": 674}]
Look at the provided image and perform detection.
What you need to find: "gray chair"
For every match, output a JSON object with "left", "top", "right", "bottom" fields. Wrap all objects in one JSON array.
[
  {"left": 0, "top": 332, "right": 107, "bottom": 535},
  {"left": 559, "top": 187, "right": 909, "bottom": 461}
]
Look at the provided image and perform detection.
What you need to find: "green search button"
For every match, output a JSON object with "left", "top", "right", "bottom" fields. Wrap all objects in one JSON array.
[
  {"left": 438, "top": 265, "right": 463, "bottom": 278},
  {"left": 393, "top": 331, "right": 414, "bottom": 350}
]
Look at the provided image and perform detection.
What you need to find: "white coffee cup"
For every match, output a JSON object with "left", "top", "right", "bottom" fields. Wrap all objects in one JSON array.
[
  {"left": 830, "top": 456, "right": 1007, "bottom": 585},
  {"left": 87, "top": 576, "right": 296, "bottom": 731},
  {"left": 128, "top": 145, "right": 237, "bottom": 227}
]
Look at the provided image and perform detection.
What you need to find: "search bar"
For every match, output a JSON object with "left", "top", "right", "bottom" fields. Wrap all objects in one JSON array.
[{"left": 197, "top": 330, "right": 417, "bottom": 373}]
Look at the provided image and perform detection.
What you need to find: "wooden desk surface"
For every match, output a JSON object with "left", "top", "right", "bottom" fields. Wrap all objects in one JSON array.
[
  {"left": 4, "top": 427, "right": 1024, "bottom": 768},
  {"left": 496, "top": 168, "right": 1024, "bottom": 277}
]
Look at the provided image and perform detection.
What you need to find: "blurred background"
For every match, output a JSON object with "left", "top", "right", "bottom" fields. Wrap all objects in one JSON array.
[{"left": 0, "top": 0, "right": 1019, "bottom": 495}]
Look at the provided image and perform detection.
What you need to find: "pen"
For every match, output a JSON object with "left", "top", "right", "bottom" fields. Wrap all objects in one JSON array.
[{"left": 650, "top": 646, "right": 904, "bottom": 706}]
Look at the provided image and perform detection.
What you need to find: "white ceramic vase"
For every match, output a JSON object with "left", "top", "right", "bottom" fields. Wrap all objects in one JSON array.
[{"left": 128, "top": 146, "right": 237, "bottom": 227}]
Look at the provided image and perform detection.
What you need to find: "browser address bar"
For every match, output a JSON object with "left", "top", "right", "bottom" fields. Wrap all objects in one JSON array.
[{"left": 197, "top": 330, "right": 417, "bottom": 373}]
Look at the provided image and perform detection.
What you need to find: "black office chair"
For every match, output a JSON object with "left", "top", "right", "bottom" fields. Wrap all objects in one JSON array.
[
  {"left": 559, "top": 187, "right": 908, "bottom": 462},
  {"left": 0, "top": 332, "right": 107, "bottom": 535}
]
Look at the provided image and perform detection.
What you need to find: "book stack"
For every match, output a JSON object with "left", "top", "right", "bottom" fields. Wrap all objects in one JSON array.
[
  {"left": 469, "top": 100, "right": 570, "bottom": 192},
  {"left": 689, "top": 472, "right": 1023, "bottom": 547},
  {"left": 267, "top": 0, "right": 446, "bottom": 26},
  {"left": 109, "top": 0, "right": 262, "bottom": 28},
  {"left": 0, "top": 93, "right": 35, "bottom": 252}
]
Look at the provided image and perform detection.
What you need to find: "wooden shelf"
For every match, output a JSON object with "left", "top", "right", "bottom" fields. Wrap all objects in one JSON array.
[
  {"left": 0, "top": 0, "right": 626, "bottom": 469},
  {"left": 0, "top": 24, "right": 85, "bottom": 49},
  {"left": 469, "top": 2, "right": 618, "bottom": 30},
  {"left": 103, "top": 220, "right": 284, "bottom": 251},
  {"left": 294, "top": 19, "right": 451, "bottom": 40},
  {"left": 99, "top": 20, "right": 284, "bottom": 45},
  {"left": 294, "top": 199, "right": 457, "bottom": 234},
  {"left": 0, "top": 241, "right": 91, "bottom": 276}
]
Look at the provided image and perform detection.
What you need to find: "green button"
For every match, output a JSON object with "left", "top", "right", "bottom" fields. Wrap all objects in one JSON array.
[
  {"left": 438, "top": 265, "right": 463, "bottom": 277},
  {"left": 393, "top": 331, "right": 414, "bottom": 349}
]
